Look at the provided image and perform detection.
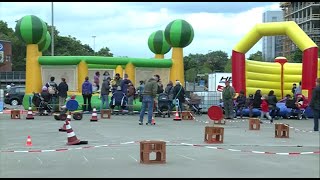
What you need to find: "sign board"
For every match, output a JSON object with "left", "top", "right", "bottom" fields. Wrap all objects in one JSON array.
[
  {"left": 208, "top": 73, "right": 232, "bottom": 92},
  {"left": 199, "top": 80, "right": 205, "bottom": 87}
]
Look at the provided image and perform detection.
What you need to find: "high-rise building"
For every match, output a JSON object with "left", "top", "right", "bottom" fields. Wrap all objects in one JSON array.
[
  {"left": 262, "top": 11, "right": 284, "bottom": 61},
  {"left": 280, "top": 2, "right": 320, "bottom": 57}
]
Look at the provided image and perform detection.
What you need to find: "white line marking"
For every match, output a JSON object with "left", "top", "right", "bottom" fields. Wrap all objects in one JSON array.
[
  {"left": 129, "top": 155, "right": 138, "bottom": 162},
  {"left": 178, "top": 154, "right": 195, "bottom": 160},
  {"left": 36, "top": 157, "right": 43, "bottom": 165},
  {"left": 83, "top": 155, "right": 88, "bottom": 162}
]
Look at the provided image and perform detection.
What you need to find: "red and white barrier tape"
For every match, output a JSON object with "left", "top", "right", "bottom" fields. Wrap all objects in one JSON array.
[{"left": 1, "top": 140, "right": 319, "bottom": 156}]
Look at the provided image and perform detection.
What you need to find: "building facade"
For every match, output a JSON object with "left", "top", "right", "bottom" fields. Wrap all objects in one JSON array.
[
  {"left": 262, "top": 11, "right": 284, "bottom": 62},
  {"left": 280, "top": 2, "right": 320, "bottom": 57},
  {"left": 0, "top": 40, "right": 12, "bottom": 72}
]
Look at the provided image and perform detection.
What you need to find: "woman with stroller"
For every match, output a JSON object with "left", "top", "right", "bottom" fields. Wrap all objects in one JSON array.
[
  {"left": 164, "top": 81, "right": 174, "bottom": 112},
  {"left": 173, "top": 80, "right": 185, "bottom": 116}
]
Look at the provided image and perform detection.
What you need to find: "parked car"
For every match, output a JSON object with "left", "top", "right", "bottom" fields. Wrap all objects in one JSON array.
[{"left": 4, "top": 86, "right": 25, "bottom": 106}]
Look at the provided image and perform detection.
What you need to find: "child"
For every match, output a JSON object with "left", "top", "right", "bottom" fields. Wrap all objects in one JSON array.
[
  {"left": 246, "top": 94, "right": 254, "bottom": 117},
  {"left": 260, "top": 95, "right": 273, "bottom": 123}
]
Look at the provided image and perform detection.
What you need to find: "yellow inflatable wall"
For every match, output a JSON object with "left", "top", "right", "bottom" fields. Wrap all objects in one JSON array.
[
  {"left": 246, "top": 59, "right": 320, "bottom": 99},
  {"left": 246, "top": 60, "right": 281, "bottom": 98}
]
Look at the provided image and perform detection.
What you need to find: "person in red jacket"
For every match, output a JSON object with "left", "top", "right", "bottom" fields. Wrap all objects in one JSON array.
[{"left": 260, "top": 95, "right": 273, "bottom": 123}]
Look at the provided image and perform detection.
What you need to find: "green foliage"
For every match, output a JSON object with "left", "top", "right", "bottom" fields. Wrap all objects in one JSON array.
[
  {"left": 96, "top": 47, "right": 113, "bottom": 57},
  {"left": 288, "top": 49, "right": 302, "bottom": 63},
  {"left": 0, "top": 20, "right": 113, "bottom": 71},
  {"left": 248, "top": 50, "right": 263, "bottom": 61},
  {"left": 224, "top": 58, "right": 232, "bottom": 72}
]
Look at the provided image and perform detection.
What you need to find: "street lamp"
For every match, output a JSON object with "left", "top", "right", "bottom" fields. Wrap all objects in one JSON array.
[
  {"left": 51, "top": 2, "right": 54, "bottom": 56},
  {"left": 92, "top": 35, "right": 96, "bottom": 55}
]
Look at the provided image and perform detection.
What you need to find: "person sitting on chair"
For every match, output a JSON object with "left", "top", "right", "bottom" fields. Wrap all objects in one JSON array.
[{"left": 109, "top": 86, "right": 127, "bottom": 115}]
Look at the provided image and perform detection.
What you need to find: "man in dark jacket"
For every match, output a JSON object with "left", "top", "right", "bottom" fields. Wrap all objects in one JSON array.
[
  {"left": 100, "top": 76, "right": 111, "bottom": 110},
  {"left": 46, "top": 76, "right": 58, "bottom": 112},
  {"left": 139, "top": 77, "right": 158, "bottom": 125},
  {"left": 173, "top": 80, "right": 185, "bottom": 116},
  {"left": 120, "top": 74, "right": 132, "bottom": 94},
  {"left": 310, "top": 78, "right": 320, "bottom": 131},
  {"left": 57, "top": 78, "right": 68, "bottom": 112},
  {"left": 82, "top": 76, "right": 93, "bottom": 112},
  {"left": 267, "top": 90, "right": 280, "bottom": 120}
]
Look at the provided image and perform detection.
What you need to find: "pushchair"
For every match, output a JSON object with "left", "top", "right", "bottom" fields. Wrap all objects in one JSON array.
[
  {"left": 156, "top": 93, "right": 171, "bottom": 118},
  {"left": 285, "top": 97, "right": 308, "bottom": 120},
  {"left": 185, "top": 97, "right": 202, "bottom": 116},
  {"left": 32, "top": 92, "right": 53, "bottom": 116}
]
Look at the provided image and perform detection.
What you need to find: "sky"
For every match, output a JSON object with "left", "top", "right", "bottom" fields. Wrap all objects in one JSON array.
[{"left": 0, "top": 2, "right": 282, "bottom": 58}]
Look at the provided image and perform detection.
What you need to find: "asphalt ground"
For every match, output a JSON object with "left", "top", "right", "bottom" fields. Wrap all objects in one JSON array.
[{"left": 0, "top": 112, "right": 319, "bottom": 178}]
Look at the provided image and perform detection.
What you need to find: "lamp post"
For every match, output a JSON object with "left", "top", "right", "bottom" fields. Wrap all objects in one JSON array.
[
  {"left": 92, "top": 35, "right": 96, "bottom": 55},
  {"left": 51, "top": 2, "right": 54, "bottom": 56}
]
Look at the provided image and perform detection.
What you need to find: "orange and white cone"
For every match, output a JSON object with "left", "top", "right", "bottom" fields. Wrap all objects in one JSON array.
[
  {"left": 151, "top": 116, "right": 156, "bottom": 125},
  {"left": 26, "top": 107, "right": 34, "bottom": 120},
  {"left": 59, "top": 113, "right": 71, "bottom": 132},
  {"left": 65, "top": 120, "right": 81, "bottom": 145},
  {"left": 173, "top": 106, "right": 182, "bottom": 121},
  {"left": 26, "top": 135, "right": 32, "bottom": 146},
  {"left": 90, "top": 107, "right": 98, "bottom": 122}
]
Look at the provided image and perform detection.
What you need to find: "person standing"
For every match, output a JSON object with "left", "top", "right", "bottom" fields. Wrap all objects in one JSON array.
[
  {"left": 294, "top": 81, "right": 302, "bottom": 98},
  {"left": 137, "top": 80, "right": 145, "bottom": 102},
  {"left": 173, "top": 80, "right": 185, "bottom": 116},
  {"left": 120, "top": 73, "right": 132, "bottom": 94},
  {"left": 127, "top": 82, "right": 136, "bottom": 115},
  {"left": 82, "top": 76, "right": 93, "bottom": 112},
  {"left": 100, "top": 76, "right": 111, "bottom": 110},
  {"left": 260, "top": 95, "right": 272, "bottom": 123},
  {"left": 310, "top": 78, "right": 320, "bottom": 131},
  {"left": 93, "top": 71, "right": 100, "bottom": 91},
  {"left": 267, "top": 90, "right": 280, "bottom": 120},
  {"left": 46, "top": 76, "right": 58, "bottom": 112},
  {"left": 139, "top": 77, "right": 158, "bottom": 125},
  {"left": 222, "top": 80, "right": 235, "bottom": 119},
  {"left": 165, "top": 81, "right": 174, "bottom": 112},
  {"left": 291, "top": 83, "right": 297, "bottom": 96},
  {"left": 57, "top": 78, "right": 68, "bottom": 112}
]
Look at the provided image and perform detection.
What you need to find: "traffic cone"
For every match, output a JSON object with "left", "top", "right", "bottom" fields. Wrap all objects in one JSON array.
[
  {"left": 90, "top": 107, "right": 98, "bottom": 122},
  {"left": 151, "top": 116, "right": 156, "bottom": 125},
  {"left": 65, "top": 120, "right": 81, "bottom": 145},
  {"left": 59, "top": 113, "right": 71, "bottom": 132},
  {"left": 26, "top": 107, "right": 34, "bottom": 120},
  {"left": 173, "top": 106, "right": 182, "bottom": 121},
  {"left": 26, "top": 135, "right": 32, "bottom": 146}
]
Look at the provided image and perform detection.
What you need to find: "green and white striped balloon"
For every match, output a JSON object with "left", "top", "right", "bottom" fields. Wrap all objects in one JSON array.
[
  {"left": 15, "top": 15, "right": 47, "bottom": 44},
  {"left": 148, "top": 30, "right": 171, "bottom": 54},
  {"left": 164, "top": 19, "right": 194, "bottom": 48},
  {"left": 38, "top": 31, "right": 51, "bottom": 52}
]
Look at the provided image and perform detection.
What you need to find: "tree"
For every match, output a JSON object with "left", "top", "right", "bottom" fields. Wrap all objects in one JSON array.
[
  {"left": 224, "top": 58, "right": 232, "bottom": 72},
  {"left": 288, "top": 49, "right": 302, "bottom": 63},
  {"left": 248, "top": 51, "right": 263, "bottom": 61},
  {"left": 96, "top": 47, "right": 113, "bottom": 57},
  {"left": 205, "top": 50, "right": 229, "bottom": 72}
]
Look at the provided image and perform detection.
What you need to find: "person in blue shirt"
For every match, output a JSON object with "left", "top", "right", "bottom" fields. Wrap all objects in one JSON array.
[{"left": 82, "top": 76, "right": 93, "bottom": 112}]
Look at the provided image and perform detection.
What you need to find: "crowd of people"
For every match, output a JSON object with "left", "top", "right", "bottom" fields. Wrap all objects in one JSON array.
[
  {"left": 35, "top": 72, "right": 319, "bottom": 130},
  {"left": 222, "top": 78, "right": 319, "bottom": 131}
]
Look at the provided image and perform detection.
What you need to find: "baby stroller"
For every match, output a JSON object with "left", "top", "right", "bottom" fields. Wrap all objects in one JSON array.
[
  {"left": 185, "top": 97, "right": 202, "bottom": 116},
  {"left": 32, "top": 92, "right": 53, "bottom": 116},
  {"left": 156, "top": 93, "right": 171, "bottom": 118},
  {"left": 285, "top": 95, "right": 308, "bottom": 120}
]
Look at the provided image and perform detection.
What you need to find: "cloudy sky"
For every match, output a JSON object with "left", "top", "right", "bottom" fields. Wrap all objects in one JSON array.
[{"left": 0, "top": 2, "right": 282, "bottom": 58}]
